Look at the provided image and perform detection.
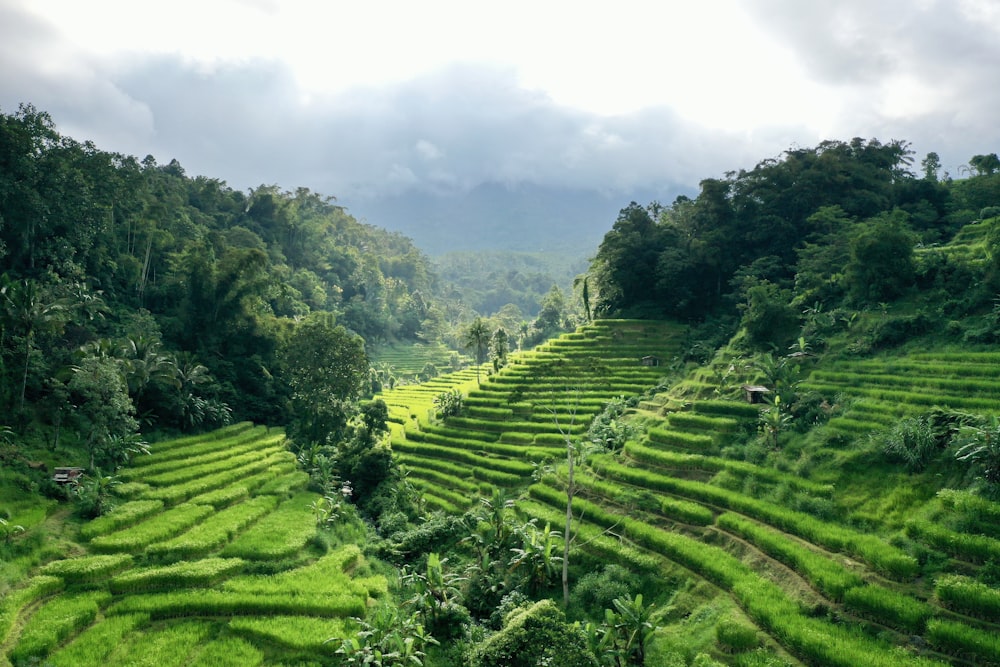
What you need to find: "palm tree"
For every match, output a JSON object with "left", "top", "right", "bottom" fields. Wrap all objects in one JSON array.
[
  {"left": 0, "top": 278, "right": 66, "bottom": 412},
  {"left": 463, "top": 317, "right": 490, "bottom": 384}
]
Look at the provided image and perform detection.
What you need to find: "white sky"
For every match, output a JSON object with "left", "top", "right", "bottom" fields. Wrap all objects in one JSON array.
[
  {"left": 2, "top": 0, "right": 999, "bottom": 204},
  {"left": 19, "top": 0, "right": 837, "bottom": 126}
]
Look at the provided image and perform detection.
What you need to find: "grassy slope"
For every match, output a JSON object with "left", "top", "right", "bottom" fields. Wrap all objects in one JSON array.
[
  {"left": 5, "top": 228, "right": 1000, "bottom": 665},
  {"left": 1, "top": 425, "right": 385, "bottom": 667},
  {"left": 383, "top": 306, "right": 1000, "bottom": 664}
]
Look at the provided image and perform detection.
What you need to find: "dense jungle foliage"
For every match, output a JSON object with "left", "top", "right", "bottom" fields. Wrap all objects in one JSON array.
[
  {"left": 589, "top": 139, "right": 1000, "bottom": 350},
  {"left": 0, "top": 104, "right": 585, "bottom": 470}
]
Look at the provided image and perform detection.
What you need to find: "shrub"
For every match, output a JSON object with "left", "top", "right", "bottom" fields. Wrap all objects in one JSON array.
[
  {"left": 470, "top": 599, "right": 596, "bottom": 667},
  {"left": 434, "top": 389, "right": 464, "bottom": 419},
  {"left": 570, "top": 564, "right": 638, "bottom": 617},
  {"left": 875, "top": 415, "right": 940, "bottom": 472}
]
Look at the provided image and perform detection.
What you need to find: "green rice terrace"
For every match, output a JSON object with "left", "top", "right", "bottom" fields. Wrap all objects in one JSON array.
[
  {"left": 377, "top": 317, "right": 1000, "bottom": 665},
  {"left": 381, "top": 320, "right": 684, "bottom": 513},
  {"left": 5, "top": 319, "right": 1000, "bottom": 666},
  {"left": 1, "top": 424, "right": 389, "bottom": 666}
]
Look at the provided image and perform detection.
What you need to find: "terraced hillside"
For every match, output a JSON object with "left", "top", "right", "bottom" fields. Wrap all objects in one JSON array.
[
  {"left": 520, "top": 348, "right": 1000, "bottom": 666},
  {"left": 380, "top": 319, "right": 685, "bottom": 513},
  {"left": 1, "top": 424, "right": 386, "bottom": 667},
  {"left": 370, "top": 341, "right": 464, "bottom": 380}
]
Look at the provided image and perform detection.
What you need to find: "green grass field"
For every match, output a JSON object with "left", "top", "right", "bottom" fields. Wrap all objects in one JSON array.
[{"left": 1, "top": 427, "right": 386, "bottom": 667}]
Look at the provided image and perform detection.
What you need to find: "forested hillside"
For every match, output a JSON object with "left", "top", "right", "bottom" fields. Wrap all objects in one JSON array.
[{"left": 588, "top": 140, "right": 1000, "bottom": 348}]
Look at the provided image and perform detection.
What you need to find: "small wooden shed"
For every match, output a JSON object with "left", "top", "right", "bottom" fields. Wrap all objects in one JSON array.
[
  {"left": 741, "top": 384, "right": 771, "bottom": 405},
  {"left": 641, "top": 355, "right": 660, "bottom": 367},
  {"left": 52, "top": 467, "right": 84, "bottom": 484}
]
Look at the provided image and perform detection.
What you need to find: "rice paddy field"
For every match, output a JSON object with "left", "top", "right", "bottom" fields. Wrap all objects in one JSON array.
[
  {"left": 7, "top": 317, "right": 1000, "bottom": 666},
  {"left": 380, "top": 320, "right": 1000, "bottom": 666},
  {"left": 1, "top": 424, "right": 386, "bottom": 667},
  {"left": 381, "top": 319, "right": 685, "bottom": 513}
]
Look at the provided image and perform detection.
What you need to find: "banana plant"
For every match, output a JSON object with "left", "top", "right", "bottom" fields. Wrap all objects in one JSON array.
[{"left": 508, "top": 520, "right": 563, "bottom": 594}]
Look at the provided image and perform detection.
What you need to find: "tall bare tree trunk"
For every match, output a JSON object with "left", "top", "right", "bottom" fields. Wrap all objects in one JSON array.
[{"left": 563, "top": 437, "right": 574, "bottom": 608}]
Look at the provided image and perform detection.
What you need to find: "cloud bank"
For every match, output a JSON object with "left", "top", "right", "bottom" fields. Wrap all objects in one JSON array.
[{"left": 1, "top": 0, "right": 997, "bottom": 230}]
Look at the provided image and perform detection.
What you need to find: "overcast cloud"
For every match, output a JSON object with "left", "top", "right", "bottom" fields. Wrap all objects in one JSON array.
[{"left": 1, "top": 0, "right": 998, "bottom": 247}]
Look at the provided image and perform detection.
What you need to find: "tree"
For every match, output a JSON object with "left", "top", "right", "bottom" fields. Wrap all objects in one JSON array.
[
  {"left": 463, "top": 317, "right": 491, "bottom": 385},
  {"left": 509, "top": 520, "right": 563, "bottom": 595},
  {"left": 333, "top": 605, "right": 438, "bottom": 667},
  {"left": 470, "top": 599, "right": 597, "bottom": 667},
  {"left": 402, "top": 552, "right": 468, "bottom": 640},
  {"left": 490, "top": 326, "right": 509, "bottom": 371},
  {"left": 921, "top": 152, "right": 941, "bottom": 181},
  {"left": 67, "top": 355, "right": 140, "bottom": 470},
  {"left": 575, "top": 274, "right": 592, "bottom": 322},
  {"left": 737, "top": 280, "right": 799, "bottom": 351},
  {"left": 590, "top": 594, "right": 659, "bottom": 667},
  {"left": 360, "top": 399, "right": 389, "bottom": 435},
  {"left": 968, "top": 153, "right": 1000, "bottom": 176},
  {"left": 0, "top": 278, "right": 66, "bottom": 412},
  {"left": 845, "top": 210, "right": 915, "bottom": 304},
  {"left": 280, "top": 317, "right": 368, "bottom": 447}
]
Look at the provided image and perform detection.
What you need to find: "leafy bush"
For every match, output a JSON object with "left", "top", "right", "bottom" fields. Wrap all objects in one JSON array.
[
  {"left": 570, "top": 564, "right": 638, "bottom": 617},
  {"left": 470, "top": 599, "right": 596, "bottom": 667},
  {"left": 875, "top": 415, "right": 940, "bottom": 472},
  {"left": 954, "top": 415, "right": 1000, "bottom": 485},
  {"left": 434, "top": 389, "right": 465, "bottom": 419}
]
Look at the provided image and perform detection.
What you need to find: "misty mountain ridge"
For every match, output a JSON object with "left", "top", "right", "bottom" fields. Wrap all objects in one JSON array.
[{"left": 347, "top": 181, "right": 672, "bottom": 257}]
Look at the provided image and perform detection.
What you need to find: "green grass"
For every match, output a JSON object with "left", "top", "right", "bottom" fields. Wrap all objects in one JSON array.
[
  {"left": 109, "top": 557, "right": 246, "bottom": 594},
  {"left": 229, "top": 615, "right": 348, "bottom": 652},
  {"left": 9, "top": 590, "right": 110, "bottom": 664},
  {"left": 0, "top": 575, "right": 64, "bottom": 648},
  {"left": 46, "top": 613, "right": 149, "bottom": 667},
  {"left": 100, "top": 620, "right": 212, "bottom": 667},
  {"left": 79, "top": 499, "right": 165, "bottom": 540},
  {"left": 592, "top": 455, "right": 919, "bottom": 580},
  {"left": 220, "top": 492, "right": 318, "bottom": 560},
  {"left": 39, "top": 554, "right": 134, "bottom": 584},
  {"left": 927, "top": 618, "right": 1000, "bottom": 664},
  {"left": 106, "top": 588, "right": 365, "bottom": 619},
  {"left": 88, "top": 503, "right": 215, "bottom": 553},
  {"left": 842, "top": 585, "right": 934, "bottom": 633},
  {"left": 716, "top": 512, "right": 862, "bottom": 602},
  {"left": 186, "top": 636, "right": 264, "bottom": 667},
  {"left": 935, "top": 573, "right": 1000, "bottom": 619},
  {"left": 145, "top": 495, "right": 279, "bottom": 560}
]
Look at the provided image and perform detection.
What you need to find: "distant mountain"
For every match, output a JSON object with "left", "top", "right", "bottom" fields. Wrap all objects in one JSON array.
[{"left": 345, "top": 182, "right": 671, "bottom": 256}]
